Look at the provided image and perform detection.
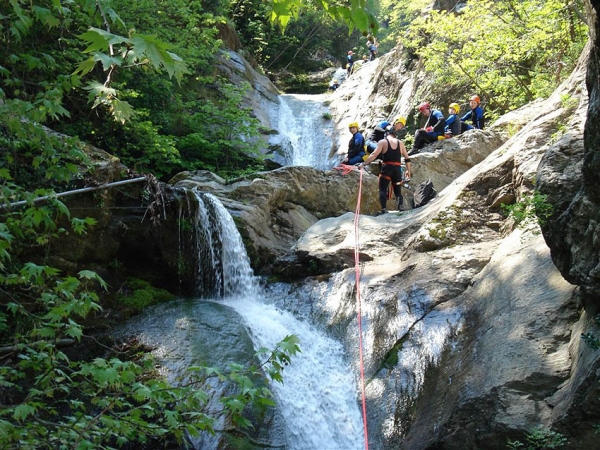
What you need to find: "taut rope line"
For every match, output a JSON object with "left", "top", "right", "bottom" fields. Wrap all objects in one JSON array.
[{"left": 335, "top": 163, "right": 369, "bottom": 449}]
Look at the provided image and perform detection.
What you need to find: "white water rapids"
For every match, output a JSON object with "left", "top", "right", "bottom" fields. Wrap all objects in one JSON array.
[
  {"left": 269, "top": 93, "right": 338, "bottom": 169},
  {"left": 202, "top": 191, "right": 365, "bottom": 449},
  {"left": 123, "top": 190, "right": 365, "bottom": 449}
]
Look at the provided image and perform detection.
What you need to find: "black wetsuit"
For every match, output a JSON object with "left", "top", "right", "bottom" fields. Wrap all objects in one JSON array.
[{"left": 378, "top": 137, "right": 405, "bottom": 210}]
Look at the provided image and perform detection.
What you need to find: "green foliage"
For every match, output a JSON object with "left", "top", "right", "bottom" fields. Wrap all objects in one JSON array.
[
  {"left": 402, "top": 0, "right": 588, "bottom": 116},
  {"left": 175, "top": 80, "right": 266, "bottom": 176},
  {"left": 507, "top": 426, "right": 567, "bottom": 449},
  {"left": 501, "top": 191, "right": 553, "bottom": 227},
  {"left": 116, "top": 278, "right": 177, "bottom": 315},
  {"left": 2, "top": 0, "right": 268, "bottom": 181},
  {"left": 232, "top": 1, "right": 363, "bottom": 73},
  {"left": 581, "top": 314, "right": 600, "bottom": 350},
  {"left": 1, "top": 2, "right": 300, "bottom": 447},
  {"left": 581, "top": 332, "right": 600, "bottom": 350},
  {"left": 560, "top": 93, "right": 579, "bottom": 111},
  {"left": 264, "top": 0, "right": 380, "bottom": 35}
]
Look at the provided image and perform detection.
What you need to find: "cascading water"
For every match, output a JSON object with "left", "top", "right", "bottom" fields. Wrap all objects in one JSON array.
[
  {"left": 125, "top": 189, "right": 365, "bottom": 449},
  {"left": 194, "top": 190, "right": 365, "bottom": 449},
  {"left": 269, "top": 94, "right": 337, "bottom": 169}
]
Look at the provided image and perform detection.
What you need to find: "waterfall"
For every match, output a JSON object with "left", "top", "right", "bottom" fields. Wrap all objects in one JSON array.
[
  {"left": 179, "top": 189, "right": 365, "bottom": 449},
  {"left": 184, "top": 189, "right": 258, "bottom": 299},
  {"left": 270, "top": 94, "right": 337, "bottom": 169}
]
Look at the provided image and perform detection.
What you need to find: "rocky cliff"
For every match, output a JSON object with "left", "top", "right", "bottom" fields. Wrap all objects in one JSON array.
[
  {"left": 209, "top": 8, "right": 600, "bottom": 449},
  {"left": 42, "top": 6, "right": 600, "bottom": 448},
  {"left": 284, "top": 43, "right": 595, "bottom": 449}
]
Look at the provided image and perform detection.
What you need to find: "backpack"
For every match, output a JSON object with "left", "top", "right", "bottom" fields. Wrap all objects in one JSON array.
[{"left": 413, "top": 179, "right": 436, "bottom": 208}]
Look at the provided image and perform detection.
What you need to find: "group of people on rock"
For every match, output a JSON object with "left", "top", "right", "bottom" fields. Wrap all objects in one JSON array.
[
  {"left": 340, "top": 95, "right": 485, "bottom": 215},
  {"left": 410, "top": 95, "right": 484, "bottom": 155}
]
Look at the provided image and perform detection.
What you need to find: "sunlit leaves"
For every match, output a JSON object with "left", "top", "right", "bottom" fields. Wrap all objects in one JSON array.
[
  {"left": 265, "top": 0, "right": 380, "bottom": 35},
  {"left": 404, "top": 0, "right": 587, "bottom": 114},
  {"left": 78, "top": 28, "right": 130, "bottom": 53},
  {"left": 73, "top": 27, "right": 189, "bottom": 121}
]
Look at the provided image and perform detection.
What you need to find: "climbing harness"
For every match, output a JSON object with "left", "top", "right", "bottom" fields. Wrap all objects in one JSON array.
[{"left": 335, "top": 162, "right": 370, "bottom": 449}]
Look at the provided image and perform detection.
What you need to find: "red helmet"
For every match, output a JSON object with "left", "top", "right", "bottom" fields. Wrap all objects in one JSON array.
[
  {"left": 348, "top": 50, "right": 354, "bottom": 55},
  {"left": 470, "top": 95, "right": 481, "bottom": 104},
  {"left": 418, "top": 102, "right": 430, "bottom": 113}
]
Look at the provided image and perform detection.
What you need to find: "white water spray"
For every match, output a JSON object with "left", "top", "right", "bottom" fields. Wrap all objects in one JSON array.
[
  {"left": 271, "top": 94, "right": 337, "bottom": 169},
  {"left": 192, "top": 190, "right": 365, "bottom": 449}
]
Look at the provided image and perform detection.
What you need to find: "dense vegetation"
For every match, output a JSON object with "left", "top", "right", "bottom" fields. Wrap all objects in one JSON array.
[
  {"left": 0, "top": 1, "right": 302, "bottom": 448},
  {"left": 0, "top": 0, "right": 590, "bottom": 447}
]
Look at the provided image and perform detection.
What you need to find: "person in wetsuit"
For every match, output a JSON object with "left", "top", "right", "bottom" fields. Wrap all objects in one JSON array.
[{"left": 359, "top": 125, "right": 412, "bottom": 215}]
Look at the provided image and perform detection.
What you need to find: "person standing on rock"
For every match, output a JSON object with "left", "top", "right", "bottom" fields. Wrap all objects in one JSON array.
[
  {"left": 347, "top": 50, "right": 355, "bottom": 76},
  {"left": 367, "top": 35, "right": 378, "bottom": 61},
  {"left": 342, "top": 121, "right": 366, "bottom": 165},
  {"left": 359, "top": 125, "right": 412, "bottom": 215}
]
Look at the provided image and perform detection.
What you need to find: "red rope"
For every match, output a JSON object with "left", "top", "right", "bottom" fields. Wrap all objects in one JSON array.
[
  {"left": 334, "top": 163, "right": 359, "bottom": 176},
  {"left": 334, "top": 164, "right": 369, "bottom": 450},
  {"left": 335, "top": 162, "right": 370, "bottom": 448},
  {"left": 353, "top": 167, "right": 369, "bottom": 450}
]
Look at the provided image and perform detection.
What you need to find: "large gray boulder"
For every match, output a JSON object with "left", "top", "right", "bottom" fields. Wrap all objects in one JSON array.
[{"left": 172, "top": 166, "right": 380, "bottom": 273}]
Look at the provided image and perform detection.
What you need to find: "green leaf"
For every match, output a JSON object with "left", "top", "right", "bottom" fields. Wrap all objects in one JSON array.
[
  {"left": 92, "top": 52, "right": 124, "bottom": 71},
  {"left": 110, "top": 99, "right": 135, "bottom": 124},
  {"left": 73, "top": 57, "right": 97, "bottom": 76},
  {"left": 13, "top": 404, "right": 36, "bottom": 421},
  {"left": 78, "top": 270, "right": 107, "bottom": 290},
  {"left": 78, "top": 27, "right": 130, "bottom": 53},
  {"left": 0, "top": 168, "right": 12, "bottom": 180}
]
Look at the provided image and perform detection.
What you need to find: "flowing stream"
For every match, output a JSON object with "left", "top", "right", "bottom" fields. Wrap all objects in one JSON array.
[
  {"left": 269, "top": 94, "right": 337, "bottom": 169},
  {"left": 122, "top": 190, "right": 365, "bottom": 449}
]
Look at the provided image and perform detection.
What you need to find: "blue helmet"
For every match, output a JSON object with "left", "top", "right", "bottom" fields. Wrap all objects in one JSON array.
[{"left": 377, "top": 121, "right": 390, "bottom": 129}]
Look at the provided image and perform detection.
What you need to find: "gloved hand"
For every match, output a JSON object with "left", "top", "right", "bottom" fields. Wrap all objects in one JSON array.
[{"left": 426, "top": 126, "right": 433, "bottom": 132}]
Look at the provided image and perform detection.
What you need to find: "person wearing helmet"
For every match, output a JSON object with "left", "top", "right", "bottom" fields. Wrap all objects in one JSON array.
[
  {"left": 328, "top": 79, "right": 340, "bottom": 91},
  {"left": 444, "top": 103, "right": 462, "bottom": 137},
  {"left": 358, "top": 124, "right": 412, "bottom": 215},
  {"left": 460, "top": 95, "right": 485, "bottom": 132},
  {"left": 392, "top": 115, "right": 407, "bottom": 139},
  {"left": 347, "top": 51, "right": 355, "bottom": 76},
  {"left": 342, "top": 121, "right": 366, "bottom": 165},
  {"left": 409, "top": 102, "right": 446, "bottom": 156},
  {"left": 364, "top": 120, "right": 391, "bottom": 154}
]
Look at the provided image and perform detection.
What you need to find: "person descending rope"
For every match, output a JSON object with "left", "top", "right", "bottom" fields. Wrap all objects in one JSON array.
[{"left": 359, "top": 124, "right": 412, "bottom": 215}]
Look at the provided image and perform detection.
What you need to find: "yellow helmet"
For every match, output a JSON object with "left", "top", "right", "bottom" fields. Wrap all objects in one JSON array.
[
  {"left": 449, "top": 102, "right": 460, "bottom": 114},
  {"left": 348, "top": 121, "right": 359, "bottom": 128},
  {"left": 393, "top": 115, "right": 406, "bottom": 126}
]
